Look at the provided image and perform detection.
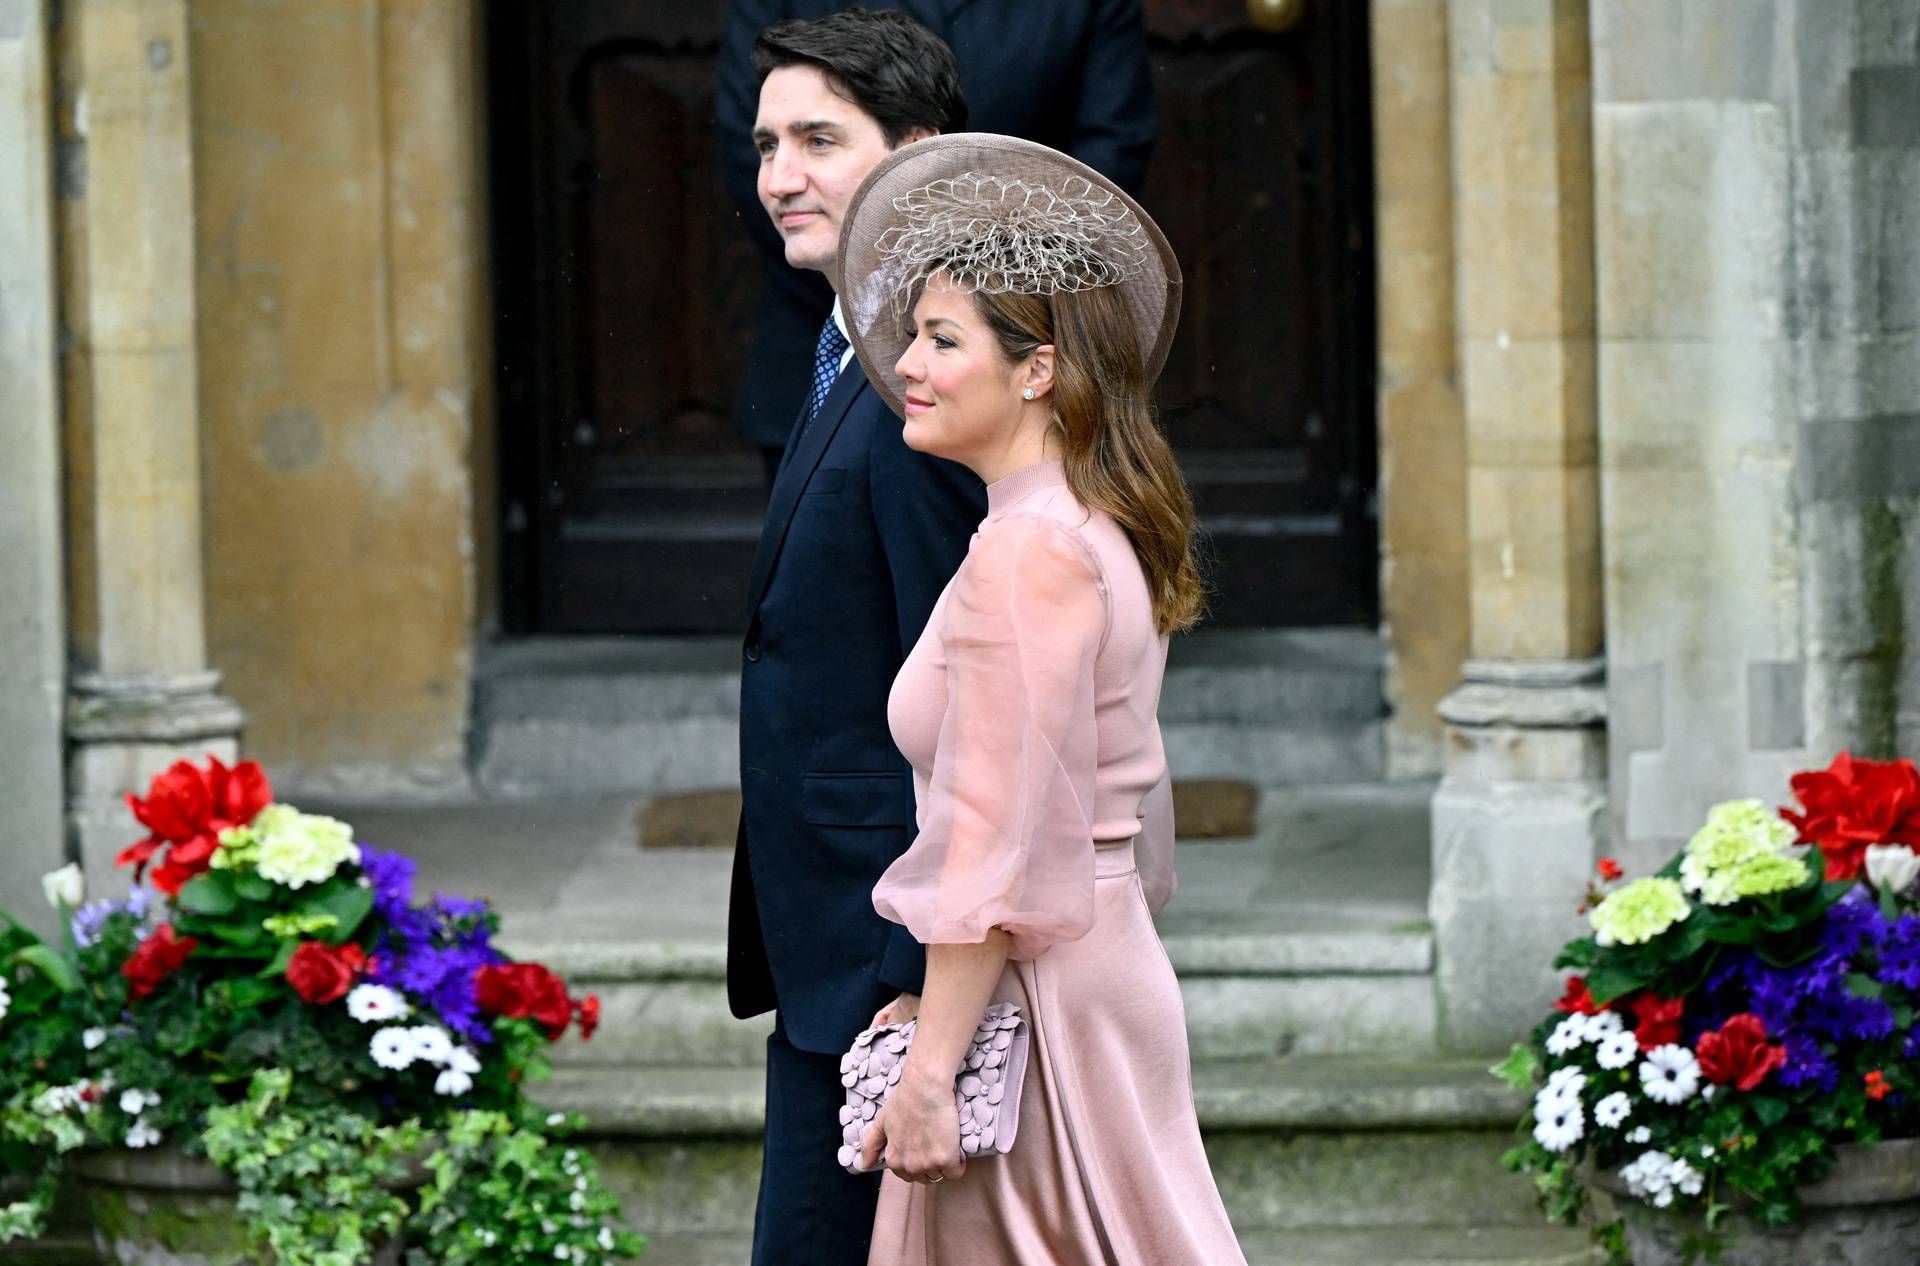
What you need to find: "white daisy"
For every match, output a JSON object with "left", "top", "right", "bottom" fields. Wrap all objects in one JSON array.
[
  {"left": 370, "top": 1027, "right": 417, "bottom": 1070},
  {"left": 1652, "top": 1187, "right": 1675, "bottom": 1207},
  {"left": 1534, "top": 1085, "right": 1579, "bottom": 1122},
  {"left": 118, "top": 1088, "right": 158, "bottom": 1116},
  {"left": 125, "top": 1118, "right": 162, "bottom": 1149},
  {"left": 1594, "top": 1090, "right": 1633, "bottom": 1129},
  {"left": 1579, "top": 1010, "right": 1624, "bottom": 1042},
  {"left": 82, "top": 1027, "right": 108, "bottom": 1051},
  {"left": 346, "top": 983, "right": 410, "bottom": 1024},
  {"left": 547, "top": 1111, "right": 568, "bottom": 1127},
  {"left": 1640, "top": 1044, "right": 1701, "bottom": 1105},
  {"left": 1531, "top": 1097, "right": 1584, "bottom": 1153},
  {"left": 406, "top": 1024, "right": 454, "bottom": 1066},
  {"left": 1545, "top": 1065, "right": 1588, "bottom": 1098},
  {"left": 1620, "top": 1148, "right": 1676, "bottom": 1199},
  {"left": 1627, "top": 1125, "right": 1653, "bottom": 1144},
  {"left": 447, "top": 1046, "right": 481, "bottom": 1075},
  {"left": 1545, "top": 1015, "right": 1586, "bottom": 1056},
  {"left": 598, "top": 1227, "right": 616, "bottom": 1251},
  {"left": 1596, "top": 1030, "right": 1640, "bottom": 1070},
  {"left": 434, "top": 1068, "right": 473, "bottom": 1097},
  {"left": 1670, "top": 1158, "right": 1705, "bottom": 1196}
]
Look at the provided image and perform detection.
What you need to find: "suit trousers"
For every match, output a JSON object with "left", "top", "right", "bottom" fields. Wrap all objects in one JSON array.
[{"left": 753, "top": 1016, "right": 882, "bottom": 1265}]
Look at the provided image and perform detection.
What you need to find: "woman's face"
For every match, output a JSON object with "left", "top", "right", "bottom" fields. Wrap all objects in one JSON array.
[{"left": 893, "top": 273, "right": 1040, "bottom": 473}]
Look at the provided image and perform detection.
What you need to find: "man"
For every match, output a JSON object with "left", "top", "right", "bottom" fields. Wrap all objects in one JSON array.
[
  {"left": 717, "top": 0, "right": 1159, "bottom": 478},
  {"left": 726, "top": 11, "right": 987, "bottom": 1264}
]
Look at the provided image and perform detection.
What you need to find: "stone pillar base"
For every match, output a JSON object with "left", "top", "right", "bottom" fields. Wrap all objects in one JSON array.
[
  {"left": 67, "top": 671, "right": 245, "bottom": 882},
  {"left": 1430, "top": 657, "right": 1607, "bottom": 1052}
]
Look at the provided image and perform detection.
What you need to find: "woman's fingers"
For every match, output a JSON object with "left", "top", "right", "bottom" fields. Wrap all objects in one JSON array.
[{"left": 857, "top": 1113, "right": 888, "bottom": 1173}]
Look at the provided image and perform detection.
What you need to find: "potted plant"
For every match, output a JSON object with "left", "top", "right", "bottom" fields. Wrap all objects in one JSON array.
[
  {"left": 0, "top": 755, "right": 646, "bottom": 1265},
  {"left": 1496, "top": 752, "right": 1920, "bottom": 1265}
]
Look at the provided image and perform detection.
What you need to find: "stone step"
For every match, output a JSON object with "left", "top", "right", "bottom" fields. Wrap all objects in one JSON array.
[
  {"left": 639, "top": 1227, "right": 1599, "bottom": 1266},
  {"left": 472, "top": 629, "right": 1384, "bottom": 797},
  {"left": 507, "top": 922, "right": 1439, "bottom": 1068},
  {"left": 530, "top": 1055, "right": 1547, "bottom": 1236}
]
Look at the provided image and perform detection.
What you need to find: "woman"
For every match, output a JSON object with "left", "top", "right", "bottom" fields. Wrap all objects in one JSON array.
[{"left": 838, "top": 135, "right": 1247, "bottom": 1265}]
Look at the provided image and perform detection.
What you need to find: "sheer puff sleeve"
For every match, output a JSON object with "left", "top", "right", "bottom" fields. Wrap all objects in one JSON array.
[{"left": 873, "top": 513, "right": 1108, "bottom": 961}]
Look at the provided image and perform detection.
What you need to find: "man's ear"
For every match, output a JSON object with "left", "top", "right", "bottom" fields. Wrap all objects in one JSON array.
[
  {"left": 893, "top": 126, "right": 937, "bottom": 149},
  {"left": 1024, "top": 346, "right": 1056, "bottom": 399}
]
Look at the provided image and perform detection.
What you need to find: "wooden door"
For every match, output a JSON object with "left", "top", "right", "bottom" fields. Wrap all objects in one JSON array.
[{"left": 490, "top": 0, "right": 1376, "bottom": 633}]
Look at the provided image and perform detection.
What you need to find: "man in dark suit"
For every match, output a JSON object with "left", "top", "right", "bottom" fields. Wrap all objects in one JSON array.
[
  {"left": 718, "top": 0, "right": 1159, "bottom": 479},
  {"left": 726, "top": 11, "right": 987, "bottom": 1263}
]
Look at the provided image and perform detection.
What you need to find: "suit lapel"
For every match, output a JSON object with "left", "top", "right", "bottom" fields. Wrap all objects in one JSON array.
[{"left": 745, "top": 361, "right": 867, "bottom": 619}]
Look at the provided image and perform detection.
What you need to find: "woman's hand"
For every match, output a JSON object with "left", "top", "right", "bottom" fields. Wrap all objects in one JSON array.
[
  {"left": 858, "top": 1073, "right": 964, "bottom": 1184},
  {"left": 870, "top": 992, "right": 921, "bottom": 1029}
]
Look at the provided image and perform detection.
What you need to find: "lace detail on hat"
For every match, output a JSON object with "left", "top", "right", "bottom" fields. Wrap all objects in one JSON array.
[{"left": 874, "top": 172, "right": 1149, "bottom": 312}]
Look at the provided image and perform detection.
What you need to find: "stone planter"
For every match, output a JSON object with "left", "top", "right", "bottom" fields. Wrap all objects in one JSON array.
[
  {"left": 1592, "top": 1137, "right": 1920, "bottom": 1265},
  {"left": 69, "top": 1150, "right": 414, "bottom": 1266}
]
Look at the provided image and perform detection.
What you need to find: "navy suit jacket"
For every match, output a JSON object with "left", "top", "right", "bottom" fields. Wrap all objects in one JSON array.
[
  {"left": 716, "top": 0, "right": 1158, "bottom": 446},
  {"left": 728, "top": 354, "right": 986, "bottom": 1055}
]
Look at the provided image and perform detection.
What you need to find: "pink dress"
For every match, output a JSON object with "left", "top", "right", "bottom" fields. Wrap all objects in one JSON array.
[{"left": 869, "top": 461, "right": 1246, "bottom": 1266}]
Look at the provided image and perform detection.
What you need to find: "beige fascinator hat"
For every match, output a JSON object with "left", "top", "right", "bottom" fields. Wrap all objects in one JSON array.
[{"left": 837, "top": 133, "right": 1183, "bottom": 420}]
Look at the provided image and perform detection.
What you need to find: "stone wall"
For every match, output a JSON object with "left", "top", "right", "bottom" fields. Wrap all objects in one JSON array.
[
  {"left": 0, "top": 0, "right": 67, "bottom": 934},
  {"left": 190, "top": 0, "right": 492, "bottom": 798},
  {"left": 1594, "top": 0, "right": 1920, "bottom": 871}
]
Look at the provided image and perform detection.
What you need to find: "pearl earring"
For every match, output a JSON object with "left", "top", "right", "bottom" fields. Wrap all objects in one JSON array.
[{"left": 1022, "top": 388, "right": 1036, "bottom": 400}]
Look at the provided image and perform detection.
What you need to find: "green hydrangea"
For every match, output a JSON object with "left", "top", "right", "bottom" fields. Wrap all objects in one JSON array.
[
  {"left": 261, "top": 910, "right": 342, "bottom": 939},
  {"left": 1722, "top": 851, "right": 1809, "bottom": 900},
  {"left": 1680, "top": 798, "right": 1801, "bottom": 905},
  {"left": 1590, "top": 876, "right": 1690, "bottom": 946},
  {"left": 216, "top": 804, "right": 361, "bottom": 890}
]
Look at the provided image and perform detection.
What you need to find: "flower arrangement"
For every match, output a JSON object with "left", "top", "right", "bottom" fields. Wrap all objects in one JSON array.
[
  {"left": 0, "top": 755, "right": 642, "bottom": 1264},
  {"left": 1497, "top": 753, "right": 1920, "bottom": 1256}
]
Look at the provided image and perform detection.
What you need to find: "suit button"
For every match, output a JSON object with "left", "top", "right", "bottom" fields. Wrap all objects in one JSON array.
[{"left": 744, "top": 640, "right": 762, "bottom": 663}]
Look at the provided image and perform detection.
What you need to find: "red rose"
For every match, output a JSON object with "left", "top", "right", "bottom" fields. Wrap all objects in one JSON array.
[
  {"left": 123, "top": 924, "right": 200, "bottom": 1001},
  {"left": 285, "top": 940, "right": 368, "bottom": 1005},
  {"left": 1552, "top": 975, "right": 1603, "bottom": 1016},
  {"left": 1629, "top": 994, "right": 1685, "bottom": 1048},
  {"left": 575, "top": 995, "right": 601, "bottom": 1042},
  {"left": 474, "top": 961, "right": 581, "bottom": 1042},
  {"left": 1695, "top": 1013, "right": 1786, "bottom": 1091},
  {"left": 118, "top": 756, "right": 274, "bottom": 894},
  {"left": 1781, "top": 752, "right": 1920, "bottom": 881}
]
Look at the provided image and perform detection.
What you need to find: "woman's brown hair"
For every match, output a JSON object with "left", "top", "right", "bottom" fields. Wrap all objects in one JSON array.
[{"left": 971, "top": 284, "right": 1206, "bottom": 634}]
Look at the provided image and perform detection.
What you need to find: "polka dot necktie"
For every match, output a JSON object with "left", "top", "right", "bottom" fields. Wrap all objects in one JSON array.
[{"left": 803, "top": 314, "right": 851, "bottom": 434}]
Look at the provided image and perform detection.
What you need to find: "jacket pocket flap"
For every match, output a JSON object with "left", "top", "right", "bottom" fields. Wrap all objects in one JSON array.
[{"left": 802, "top": 773, "right": 910, "bottom": 827}]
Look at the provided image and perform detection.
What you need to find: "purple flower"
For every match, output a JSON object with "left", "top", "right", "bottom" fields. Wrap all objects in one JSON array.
[
  {"left": 1877, "top": 916, "right": 1920, "bottom": 991},
  {"left": 358, "top": 845, "right": 417, "bottom": 920},
  {"left": 1776, "top": 1033, "right": 1839, "bottom": 1093},
  {"left": 69, "top": 887, "right": 155, "bottom": 949}
]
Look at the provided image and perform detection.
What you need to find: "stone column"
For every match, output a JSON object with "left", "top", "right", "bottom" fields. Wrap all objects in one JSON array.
[
  {"left": 1373, "top": 0, "right": 1470, "bottom": 779},
  {"left": 55, "top": 0, "right": 242, "bottom": 879},
  {"left": 1428, "top": 0, "right": 1607, "bottom": 1051},
  {"left": 0, "top": 0, "right": 67, "bottom": 934}
]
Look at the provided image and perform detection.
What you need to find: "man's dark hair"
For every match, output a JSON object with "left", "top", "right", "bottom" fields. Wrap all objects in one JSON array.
[{"left": 753, "top": 7, "right": 967, "bottom": 145}]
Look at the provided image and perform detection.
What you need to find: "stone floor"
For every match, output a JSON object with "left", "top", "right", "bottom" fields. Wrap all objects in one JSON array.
[{"left": 312, "top": 779, "right": 1434, "bottom": 949}]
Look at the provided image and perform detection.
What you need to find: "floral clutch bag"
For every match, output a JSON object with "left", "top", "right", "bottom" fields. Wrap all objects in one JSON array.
[{"left": 836, "top": 1001, "right": 1030, "bottom": 1174}]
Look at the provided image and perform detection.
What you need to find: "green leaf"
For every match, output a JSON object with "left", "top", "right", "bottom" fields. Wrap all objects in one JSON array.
[
  {"left": 11, "top": 943, "right": 81, "bottom": 993},
  {"left": 209, "top": 975, "right": 283, "bottom": 1012},
  {"left": 298, "top": 881, "right": 374, "bottom": 942},
  {"left": 257, "top": 937, "right": 299, "bottom": 979},
  {"left": 1585, "top": 962, "right": 1650, "bottom": 1006},
  {"left": 1553, "top": 939, "right": 1599, "bottom": 969},
  {"left": 177, "top": 870, "right": 240, "bottom": 916},
  {"left": 1846, "top": 972, "right": 1885, "bottom": 1000},
  {"left": 1490, "top": 1043, "right": 1540, "bottom": 1091},
  {"left": 235, "top": 872, "right": 277, "bottom": 903},
  {"left": 1749, "top": 1095, "right": 1789, "bottom": 1127}
]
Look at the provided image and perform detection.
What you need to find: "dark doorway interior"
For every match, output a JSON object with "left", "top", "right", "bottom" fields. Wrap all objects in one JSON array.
[{"left": 488, "top": 0, "right": 1376, "bottom": 635}]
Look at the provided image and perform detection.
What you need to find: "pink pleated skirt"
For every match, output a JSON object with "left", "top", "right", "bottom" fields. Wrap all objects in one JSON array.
[{"left": 868, "top": 843, "right": 1248, "bottom": 1265}]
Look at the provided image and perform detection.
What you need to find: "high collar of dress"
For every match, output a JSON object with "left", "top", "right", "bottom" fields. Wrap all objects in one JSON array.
[{"left": 986, "top": 460, "right": 1068, "bottom": 518}]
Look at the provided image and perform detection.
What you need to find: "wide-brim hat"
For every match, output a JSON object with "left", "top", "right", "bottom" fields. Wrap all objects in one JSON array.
[{"left": 837, "top": 132, "right": 1182, "bottom": 420}]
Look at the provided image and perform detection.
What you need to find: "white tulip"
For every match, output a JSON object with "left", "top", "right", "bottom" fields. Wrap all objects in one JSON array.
[
  {"left": 41, "top": 863, "right": 85, "bottom": 910},
  {"left": 1865, "top": 845, "right": 1920, "bottom": 896}
]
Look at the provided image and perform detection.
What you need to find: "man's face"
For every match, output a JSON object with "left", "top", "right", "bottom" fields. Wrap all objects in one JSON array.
[{"left": 753, "top": 65, "right": 924, "bottom": 280}]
